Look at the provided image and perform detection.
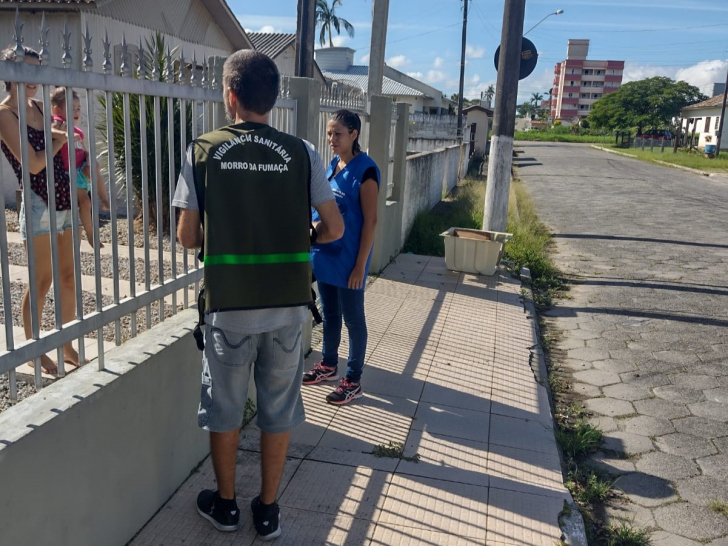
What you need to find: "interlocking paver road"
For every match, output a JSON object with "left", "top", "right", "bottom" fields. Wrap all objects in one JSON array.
[{"left": 516, "top": 142, "right": 728, "bottom": 544}]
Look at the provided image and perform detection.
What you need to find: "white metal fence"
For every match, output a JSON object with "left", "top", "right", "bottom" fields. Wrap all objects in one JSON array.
[{"left": 0, "top": 13, "right": 297, "bottom": 402}]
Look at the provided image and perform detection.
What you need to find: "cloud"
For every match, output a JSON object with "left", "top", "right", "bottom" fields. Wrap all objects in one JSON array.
[
  {"left": 332, "top": 36, "right": 349, "bottom": 47},
  {"left": 623, "top": 59, "right": 728, "bottom": 96},
  {"left": 407, "top": 72, "right": 424, "bottom": 79},
  {"left": 387, "top": 55, "right": 411, "bottom": 69},
  {"left": 358, "top": 53, "right": 371, "bottom": 65},
  {"left": 425, "top": 70, "right": 447, "bottom": 84},
  {"left": 255, "top": 25, "right": 277, "bottom": 33},
  {"left": 434, "top": 57, "right": 446, "bottom": 69},
  {"left": 236, "top": 14, "right": 297, "bottom": 32},
  {"left": 465, "top": 45, "right": 486, "bottom": 59}
]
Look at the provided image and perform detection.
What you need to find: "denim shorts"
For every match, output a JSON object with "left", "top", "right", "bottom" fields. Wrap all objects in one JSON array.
[
  {"left": 19, "top": 189, "right": 73, "bottom": 241},
  {"left": 199, "top": 323, "right": 306, "bottom": 434}
]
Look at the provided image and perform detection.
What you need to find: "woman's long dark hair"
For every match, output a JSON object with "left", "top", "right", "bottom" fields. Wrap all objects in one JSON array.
[
  {"left": 2, "top": 45, "right": 40, "bottom": 92},
  {"left": 332, "top": 109, "right": 362, "bottom": 154}
]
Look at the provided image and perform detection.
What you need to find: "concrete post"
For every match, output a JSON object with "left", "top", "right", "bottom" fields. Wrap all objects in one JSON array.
[
  {"left": 288, "top": 77, "right": 322, "bottom": 144},
  {"left": 368, "top": 96, "right": 394, "bottom": 273},
  {"left": 287, "top": 77, "right": 322, "bottom": 355},
  {"left": 391, "top": 102, "right": 410, "bottom": 201},
  {"left": 367, "top": 0, "right": 390, "bottom": 101}
]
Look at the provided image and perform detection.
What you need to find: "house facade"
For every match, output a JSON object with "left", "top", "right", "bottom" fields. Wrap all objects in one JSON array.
[
  {"left": 681, "top": 94, "right": 726, "bottom": 149},
  {"left": 462, "top": 104, "right": 492, "bottom": 159},
  {"left": 315, "top": 47, "right": 449, "bottom": 114},
  {"left": 548, "top": 39, "right": 624, "bottom": 124},
  {"left": 0, "top": 0, "right": 250, "bottom": 205}
]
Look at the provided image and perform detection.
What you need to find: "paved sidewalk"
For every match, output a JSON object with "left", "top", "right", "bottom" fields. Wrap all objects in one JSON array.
[{"left": 131, "top": 254, "right": 570, "bottom": 545}]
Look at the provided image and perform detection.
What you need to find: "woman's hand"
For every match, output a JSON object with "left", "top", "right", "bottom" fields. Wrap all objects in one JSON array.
[
  {"left": 348, "top": 264, "right": 366, "bottom": 290},
  {"left": 50, "top": 123, "right": 68, "bottom": 142}
]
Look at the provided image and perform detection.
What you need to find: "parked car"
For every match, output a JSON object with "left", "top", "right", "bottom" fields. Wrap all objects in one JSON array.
[{"left": 637, "top": 129, "right": 673, "bottom": 140}]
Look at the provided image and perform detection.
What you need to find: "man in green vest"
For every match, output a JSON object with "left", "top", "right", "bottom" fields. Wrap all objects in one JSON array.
[{"left": 174, "top": 50, "right": 343, "bottom": 540}]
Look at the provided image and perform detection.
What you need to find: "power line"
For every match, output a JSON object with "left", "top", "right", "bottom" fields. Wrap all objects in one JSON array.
[{"left": 469, "top": 0, "right": 498, "bottom": 41}]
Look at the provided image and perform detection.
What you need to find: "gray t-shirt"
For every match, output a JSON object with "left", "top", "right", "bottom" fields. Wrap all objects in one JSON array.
[{"left": 172, "top": 136, "right": 334, "bottom": 334}]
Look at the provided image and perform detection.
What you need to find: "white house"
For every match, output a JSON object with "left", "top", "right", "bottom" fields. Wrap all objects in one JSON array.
[
  {"left": 0, "top": 0, "right": 251, "bottom": 206},
  {"left": 247, "top": 32, "right": 327, "bottom": 83},
  {"left": 315, "top": 47, "right": 449, "bottom": 114},
  {"left": 462, "top": 104, "right": 492, "bottom": 159},
  {"left": 681, "top": 94, "right": 726, "bottom": 149}
]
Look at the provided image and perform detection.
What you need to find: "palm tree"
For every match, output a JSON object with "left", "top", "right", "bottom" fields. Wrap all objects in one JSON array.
[
  {"left": 485, "top": 84, "right": 495, "bottom": 102},
  {"left": 316, "top": 0, "right": 355, "bottom": 48},
  {"left": 530, "top": 92, "right": 544, "bottom": 106}
]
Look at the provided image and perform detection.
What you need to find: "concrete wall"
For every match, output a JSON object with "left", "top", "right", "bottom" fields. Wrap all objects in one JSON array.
[
  {"left": 0, "top": 310, "right": 210, "bottom": 546},
  {"left": 408, "top": 137, "right": 460, "bottom": 153},
  {"left": 402, "top": 143, "right": 468, "bottom": 243},
  {"left": 682, "top": 107, "right": 725, "bottom": 149}
]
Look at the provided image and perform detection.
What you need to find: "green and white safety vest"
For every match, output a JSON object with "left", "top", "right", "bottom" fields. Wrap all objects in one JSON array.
[{"left": 193, "top": 121, "right": 312, "bottom": 312}]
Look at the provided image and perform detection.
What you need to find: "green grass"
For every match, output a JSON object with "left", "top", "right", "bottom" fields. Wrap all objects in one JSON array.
[
  {"left": 515, "top": 131, "right": 614, "bottom": 144},
  {"left": 368, "top": 441, "right": 421, "bottom": 462},
  {"left": 709, "top": 499, "right": 728, "bottom": 517},
  {"left": 566, "top": 470, "right": 614, "bottom": 505},
  {"left": 605, "top": 520, "right": 652, "bottom": 546},
  {"left": 402, "top": 178, "right": 485, "bottom": 256},
  {"left": 556, "top": 419, "right": 603, "bottom": 458},
  {"left": 608, "top": 146, "right": 728, "bottom": 173}
]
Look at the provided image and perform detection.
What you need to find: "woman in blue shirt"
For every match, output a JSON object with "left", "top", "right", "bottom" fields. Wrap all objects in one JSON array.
[{"left": 304, "top": 110, "right": 380, "bottom": 405}]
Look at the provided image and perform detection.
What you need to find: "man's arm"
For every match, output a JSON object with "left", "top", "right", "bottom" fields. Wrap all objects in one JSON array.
[
  {"left": 177, "top": 209, "right": 203, "bottom": 249},
  {"left": 313, "top": 199, "right": 344, "bottom": 243}
]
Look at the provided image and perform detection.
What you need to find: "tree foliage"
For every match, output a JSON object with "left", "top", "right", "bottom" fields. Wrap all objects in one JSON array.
[
  {"left": 588, "top": 77, "right": 706, "bottom": 131},
  {"left": 316, "top": 0, "right": 355, "bottom": 48}
]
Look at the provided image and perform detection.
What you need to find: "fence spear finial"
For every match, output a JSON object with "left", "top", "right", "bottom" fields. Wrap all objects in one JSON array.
[
  {"left": 150, "top": 39, "right": 159, "bottom": 81},
  {"left": 62, "top": 19, "right": 72, "bottom": 69},
  {"left": 165, "top": 45, "right": 173, "bottom": 83},
  {"left": 13, "top": 8, "right": 25, "bottom": 62},
  {"left": 138, "top": 36, "right": 146, "bottom": 79},
  {"left": 190, "top": 51, "right": 198, "bottom": 87},
  {"left": 82, "top": 22, "right": 93, "bottom": 72},
  {"left": 179, "top": 48, "right": 187, "bottom": 85},
  {"left": 39, "top": 12, "right": 50, "bottom": 65},
  {"left": 201, "top": 56, "right": 208, "bottom": 89},
  {"left": 210, "top": 57, "right": 218, "bottom": 90},
  {"left": 102, "top": 30, "right": 112, "bottom": 75},
  {"left": 120, "top": 33, "right": 130, "bottom": 77}
]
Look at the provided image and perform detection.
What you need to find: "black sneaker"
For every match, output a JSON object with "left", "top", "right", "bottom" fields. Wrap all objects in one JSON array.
[
  {"left": 196, "top": 489, "right": 240, "bottom": 532},
  {"left": 302, "top": 361, "right": 339, "bottom": 385},
  {"left": 326, "top": 378, "right": 363, "bottom": 405},
  {"left": 251, "top": 496, "right": 282, "bottom": 541}
]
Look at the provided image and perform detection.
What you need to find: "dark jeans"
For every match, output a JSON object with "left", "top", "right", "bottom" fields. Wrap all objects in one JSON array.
[{"left": 318, "top": 281, "right": 367, "bottom": 384}]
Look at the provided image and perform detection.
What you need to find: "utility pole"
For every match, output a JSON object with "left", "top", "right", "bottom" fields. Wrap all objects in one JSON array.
[
  {"left": 483, "top": 0, "right": 526, "bottom": 233},
  {"left": 716, "top": 68, "right": 728, "bottom": 157},
  {"left": 367, "top": 0, "right": 390, "bottom": 101},
  {"left": 295, "top": 0, "right": 316, "bottom": 78},
  {"left": 457, "top": 0, "right": 469, "bottom": 138}
]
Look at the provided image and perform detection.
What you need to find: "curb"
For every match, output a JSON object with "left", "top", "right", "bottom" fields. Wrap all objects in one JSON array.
[
  {"left": 590, "top": 145, "right": 718, "bottom": 177},
  {"left": 518, "top": 267, "right": 589, "bottom": 546}
]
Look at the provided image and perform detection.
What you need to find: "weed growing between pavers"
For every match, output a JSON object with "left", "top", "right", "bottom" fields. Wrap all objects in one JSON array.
[
  {"left": 709, "top": 499, "right": 728, "bottom": 517},
  {"left": 604, "top": 519, "right": 652, "bottom": 546},
  {"left": 566, "top": 469, "right": 614, "bottom": 505},
  {"left": 368, "top": 441, "right": 421, "bottom": 462},
  {"left": 557, "top": 420, "right": 603, "bottom": 459}
]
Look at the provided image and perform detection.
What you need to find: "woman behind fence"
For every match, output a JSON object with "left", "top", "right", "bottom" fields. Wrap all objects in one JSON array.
[
  {"left": 0, "top": 46, "right": 82, "bottom": 375},
  {"left": 303, "top": 109, "right": 380, "bottom": 405}
]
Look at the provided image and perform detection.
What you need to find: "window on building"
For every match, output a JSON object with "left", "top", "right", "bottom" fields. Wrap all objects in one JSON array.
[
  {"left": 570, "top": 81, "right": 575, "bottom": 86},
  {"left": 596, "top": 70, "right": 603, "bottom": 75},
  {"left": 715, "top": 117, "right": 721, "bottom": 131},
  {"left": 582, "top": 69, "right": 593, "bottom": 75},
  {"left": 568, "top": 93, "right": 573, "bottom": 97},
  {"left": 705, "top": 117, "right": 711, "bottom": 132}
]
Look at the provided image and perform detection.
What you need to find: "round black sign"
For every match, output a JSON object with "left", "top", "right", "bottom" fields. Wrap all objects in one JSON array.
[{"left": 494, "top": 37, "right": 538, "bottom": 80}]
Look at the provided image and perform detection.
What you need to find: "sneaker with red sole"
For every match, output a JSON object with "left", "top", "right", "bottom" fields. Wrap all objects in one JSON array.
[
  {"left": 302, "top": 361, "right": 339, "bottom": 385},
  {"left": 326, "top": 378, "right": 363, "bottom": 405}
]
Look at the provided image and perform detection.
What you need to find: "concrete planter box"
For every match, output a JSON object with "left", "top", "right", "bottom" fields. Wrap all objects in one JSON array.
[{"left": 441, "top": 227, "right": 512, "bottom": 275}]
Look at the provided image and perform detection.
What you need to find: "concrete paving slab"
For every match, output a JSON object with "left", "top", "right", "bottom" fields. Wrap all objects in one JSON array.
[
  {"left": 654, "top": 502, "right": 728, "bottom": 541},
  {"left": 489, "top": 415, "right": 557, "bottom": 455},
  {"left": 613, "top": 472, "right": 678, "bottom": 507},
  {"left": 252, "top": 508, "right": 375, "bottom": 546},
  {"left": 486, "top": 488, "right": 564, "bottom": 545},
  {"left": 397, "top": 429, "right": 489, "bottom": 487},
  {"left": 378, "top": 474, "right": 489, "bottom": 539},
  {"left": 487, "top": 443, "right": 566, "bottom": 498},
  {"left": 367, "top": 524, "right": 483, "bottom": 546},
  {"left": 411, "top": 403, "right": 490, "bottom": 444}
]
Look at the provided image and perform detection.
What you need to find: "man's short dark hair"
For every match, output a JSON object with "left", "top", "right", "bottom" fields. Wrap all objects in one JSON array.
[{"left": 223, "top": 50, "right": 280, "bottom": 116}]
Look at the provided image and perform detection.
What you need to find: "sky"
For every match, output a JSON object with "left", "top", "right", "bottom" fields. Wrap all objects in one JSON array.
[{"left": 230, "top": 0, "right": 728, "bottom": 104}]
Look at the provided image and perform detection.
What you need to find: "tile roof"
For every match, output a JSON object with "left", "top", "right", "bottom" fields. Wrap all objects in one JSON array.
[
  {"left": 683, "top": 93, "right": 726, "bottom": 110},
  {"left": 247, "top": 32, "right": 296, "bottom": 59},
  {"left": 322, "top": 65, "right": 426, "bottom": 97}
]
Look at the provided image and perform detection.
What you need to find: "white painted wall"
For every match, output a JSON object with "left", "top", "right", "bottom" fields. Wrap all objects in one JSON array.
[{"left": 682, "top": 107, "right": 725, "bottom": 149}]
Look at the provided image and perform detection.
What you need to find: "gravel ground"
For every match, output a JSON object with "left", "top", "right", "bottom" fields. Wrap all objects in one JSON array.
[{"left": 5, "top": 208, "right": 175, "bottom": 252}]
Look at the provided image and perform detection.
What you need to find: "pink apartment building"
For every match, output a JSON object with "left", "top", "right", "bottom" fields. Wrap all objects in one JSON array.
[{"left": 548, "top": 39, "right": 624, "bottom": 124}]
